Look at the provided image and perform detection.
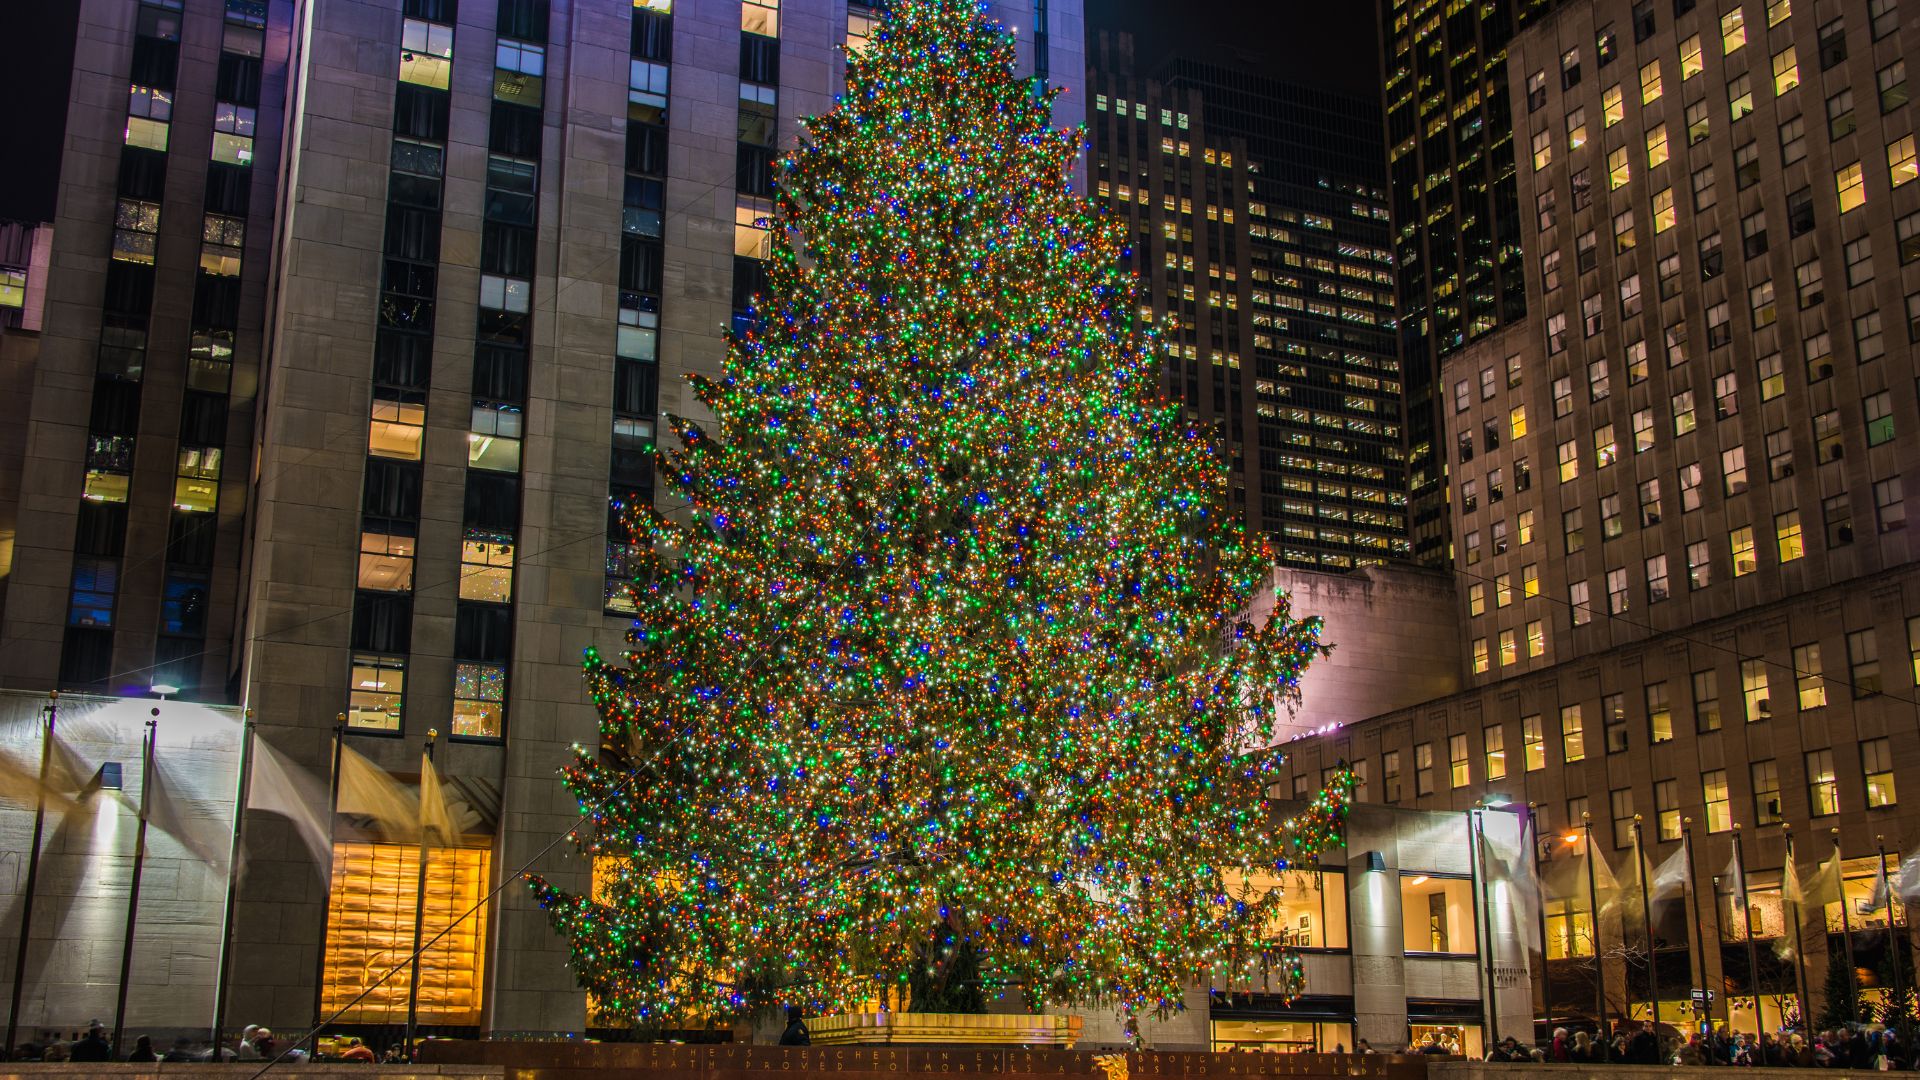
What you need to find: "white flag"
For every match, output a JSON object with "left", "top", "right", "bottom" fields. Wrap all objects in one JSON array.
[
  {"left": 1865, "top": 860, "right": 1891, "bottom": 915},
  {"left": 246, "top": 737, "right": 332, "bottom": 873},
  {"left": 419, "top": 752, "right": 457, "bottom": 845},
  {"left": 1895, "top": 853, "right": 1920, "bottom": 902},
  {"left": 1649, "top": 845, "right": 1689, "bottom": 901}
]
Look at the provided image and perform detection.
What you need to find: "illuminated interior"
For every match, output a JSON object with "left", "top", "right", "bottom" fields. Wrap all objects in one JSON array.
[
  {"left": 1232, "top": 867, "right": 1349, "bottom": 949},
  {"left": 321, "top": 841, "right": 490, "bottom": 1025},
  {"left": 1210, "top": 1018, "right": 1352, "bottom": 1053},
  {"left": 1401, "top": 874, "right": 1477, "bottom": 955}
]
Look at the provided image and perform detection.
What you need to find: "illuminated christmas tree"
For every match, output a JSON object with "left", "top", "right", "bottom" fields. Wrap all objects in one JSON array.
[{"left": 531, "top": 0, "right": 1347, "bottom": 1029}]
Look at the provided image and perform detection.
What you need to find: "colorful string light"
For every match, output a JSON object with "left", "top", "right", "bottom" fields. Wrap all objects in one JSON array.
[{"left": 530, "top": 0, "right": 1346, "bottom": 1028}]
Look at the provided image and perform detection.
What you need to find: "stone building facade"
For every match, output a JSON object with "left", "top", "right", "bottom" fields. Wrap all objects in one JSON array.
[
  {"left": 1285, "top": 0, "right": 1920, "bottom": 1036},
  {"left": 0, "top": 0, "right": 1088, "bottom": 1042}
]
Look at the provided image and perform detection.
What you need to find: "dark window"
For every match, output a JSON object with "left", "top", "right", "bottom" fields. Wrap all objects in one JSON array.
[
  {"left": 362, "top": 459, "right": 423, "bottom": 520},
  {"left": 392, "top": 84, "right": 451, "bottom": 142},
  {"left": 740, "top": 35, "right": 779, "bottom": 85},
  {"left": 215, "top": 52, "right": 262, "bottom": 105},
  {"left": 90, "top": 378, "right": 143, "bottom": 436},
  {"left": 59, "top": 627, "right": 114, "bottom": 689},
  {"left": 737, "top": 144, "right": 776, "bottom": 196},
  {"left": 74, "top": 502, "right": 129, "bottom": 558},
  {"left": 626, "top": 122, "right": 667, "bottom": 175},
  {"left": 620, "top": 237, "right": 663, "bottom": 294},
  {"left": 162, "top": 572, "right": 211, "bottom": 637},
  {"left": 151, "top": 636, "right": 201, "bottom": 696},
  {"left": 732, "top": 256, "right": 769, "bottom": 313},
  {"left": 130, "top": 36, "right": 180, "bottom": 89},
  {"left": 404, "top": 0, "right": 453, "bottom": 20},
  {"left": 193, "top": 273, "right": 243, "bottom": 330},
  {"left": 117, "top": 147, "right": 167, "bottom": 201},
  {"left": 614, "top": 358, "right": 658, "bottom": 418},
  {"left": 497, "top": 0, "right": 549, "bottom": 39},
  {"left": 631, "top": 9, "right": 670, "bottom": 60},
  {"left": 488, "top": 101, "right": 543, "bottom": 158},
  {"left": 384, "top": 205, "right": 442, "bottom": 262},
  {"left": 454, "top": 602, "right": 513, "bottom": 661},
  {"left": 464, "top": 472, "right": 520, "bottom": 531},
  {"left": 1788, "top": 189, "right": 1816, "bottom": 235},
  {"left": 473, "top": 344, "right": 528, "bottom": 403},
  {"left": 1633, "top": 2, "right": 1656, "bottom": 40},
  {"left": 374, "top": 329, "right": 433, "bottom": 390},
  {"left": 102, "top": 262, "right": 155, "bottom": 318},
  {"left": 351, "top": 592, "right": 413, "bottom": 654},
  {"left": 166, "top": 510, "right": 218, "bottom": 567},
  {"left": 204, "top": 162, "right": 252, "bottom": 216},
  {"left": 180, "top": 392, "right": 229, "bottom": 446},
  {"left": 481, "top": 222, "right": 536, "bottom": 277}
]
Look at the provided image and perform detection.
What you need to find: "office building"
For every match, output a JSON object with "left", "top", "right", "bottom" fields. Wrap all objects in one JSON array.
[
  {"left": 1378, "top": 0, "right": 1563, "bottom": 563},
  {"left": 0, "top": 0, "right": 1086, "bottom": 1040},
  {"left": 1288, "top": 0, "right": 1920, "bottom": 1035},
  {"left": 1088, "top": 39, "right": 1409, "bottom": 570}
]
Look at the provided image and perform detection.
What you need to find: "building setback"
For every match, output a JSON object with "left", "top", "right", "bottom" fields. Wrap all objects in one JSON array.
[
  {"left": 1290, "top": 0, "right": 1920, "bottom": 1037},
  {"left": 1087, "top": 39, "right": 1410, "bottom": 571},
  {"left": 0, "top": 0, "right": 1087, "bottom": 1040}
]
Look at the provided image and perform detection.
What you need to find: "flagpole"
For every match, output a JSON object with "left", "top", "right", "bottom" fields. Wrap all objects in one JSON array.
[
  {"left": 1880, "top": 835, "right": 1906, "bottom": 1025},
  {"left": 110, "top": 718, "right": 158, "bottom": 1059},
  {"left": 1785, "top": 824, "right": 1811, "bottom": 1030},
  {"left": 1732, "top": 824, "right": 1762, "bottom": 1039},
  {"left": 210, "top": 712, "right": 255, "bottom": 1058},
  {"left": 404, "top": 728, "right": 438, "bottom": 1061},
  {"left": 5, "top": 691, "right": 59, "bottom": 1057},
  {"left": 305, "top": 716, "right": 347, "bottom": 1058},
  {"left": 1683, "top": 818, "right": 1707, "bottom": 1034},
  {"left": 1835, "top": 829, "right": 1858, "bottom": 1021},
  {"left": 1531, "top": 803, "right": 1555, "bottom": 1038},
  {"left": 1710, "top": 874, "right": 1729, "bottom": 1029},
  {"left": 1634, "top": 816, "right": 1658, "bottom": 1027},
  {"left": 1583, "top": 812, "right": 1608, "bottom": 1054}
]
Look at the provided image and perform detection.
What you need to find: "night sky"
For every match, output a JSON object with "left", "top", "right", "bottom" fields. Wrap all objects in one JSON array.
[{"left": 1085, "top": 0, "right": 1382, "bottom": 100}]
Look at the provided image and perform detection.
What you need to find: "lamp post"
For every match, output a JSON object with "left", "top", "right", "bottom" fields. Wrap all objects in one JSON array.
[
  {"left": 1880, "top": 835, "right": 1908, "bottom": 1025},
  {"left": 1583, "top": 811, "right": 1608, "bottom": 1054},
  {"left": 5, "top": 692, "right": 59, "bottom": 1058},
  {"left": 1731, "top": 823, "right": 1762, "bottom": 1038},
  {"left": 1531, "top": 802, "right": 1555, "bottom": 1038},
  {"left": 1683, "top": 817, "right": 1707, "bottom": 1034},
  {"left": 1634, "top": 815, "right": 1657, "bottom": 1027}
]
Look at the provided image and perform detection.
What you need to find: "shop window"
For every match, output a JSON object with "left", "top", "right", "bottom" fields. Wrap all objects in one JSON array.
[
  {"left": 321, "top": 842, "right": 488, "bottom": 1023},
  {"left": 1230, "top": 866, "right": 1348, "bottom": 950},
  {"left": 1401, "top": 875, "right": 1476, "bottom": 954},
  {"left": 1211, "top": 1020, "right": 1353, "bottom": 1055}
]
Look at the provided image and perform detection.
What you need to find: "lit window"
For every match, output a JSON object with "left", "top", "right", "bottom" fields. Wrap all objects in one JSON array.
[
  {"left": 1567, "top": 107, "right": 1588, "bottom": 149},
  {"left": 459, "top": 532, "right": 515, "bottom": 603},
  {"left": 212, "top": 101, "right": 256, "bottom": 165},
  {"left": 1865, "top": 737, "right": 1898, "bottom": 807},
  {"left": 1523, "top": 564, "right": 1540, "bottom": 598},
  {"left": 735, "top": 199, "right": 772, "bottom": 258},
  {"left": 1450, "top": 734, "right": 1471, "bottom": 787},
  {"left": 368, "top": 398, "right": 426, "bottom": 459},
  {"left": 1473, "top": 638, "right": 1489, "bottom": 674},
  {"left": 113, "top": 198, "right": 161, "bottom": 264},
  {"left": 1807, "top": 749, "right": 1839, "bottom": 816},
  {"left": 742, "top": 0, "right": 779, "bottom": 37},
  {"left": 347, "top": 654, "right": 405, "bottom": 731},
  {"left": 1594, "top": 423, "right": 1617, "bottom": 468},
  {"left": 1776, "top": 510, "right": 1805, "bottom": 562},
  {"left": 399, "top": 16, "right": 455, "bottom": 89},
  {"left": 322, "top": 842, "right": 489, "bottom": 1021},
  {"left": 478, "top": 274, "right": 531, "bottom": 314},
  {"left": 452, "top": 662, "right": 506, "bottom": 738},
  {"left": 1558, "top": 439, "right": 1579, "bottom": 482},
  {"left": 1732, "top": 525, "right": 1757, "bottom": 576},
  {"left": 1653, "top": 187, "right": 1675, "bottom": 232},
  {"left": 1646, "top": 124, "right": 1670, "bottom": 169},
  {"left": 68, "top": 557, "right": 118, "bottom": 628},
  {"left": 469, "top": 404, "right": 523, "bottom": 472},
  {"left": 174, "top": 446, "right": 221, "bottom": 512},
  {"left": 1703, "top": 771, "right": 1732, "bottom": 832},
  {"left": 1484, "top": 725, "right": 1506, "bottom": 780},
  {"left": 1753, "top": 761, "right": 1783, "bottom": 824},
  {"left": 358, "top": 531, "right": 416, "bottom": 592},
  {"left": 1866, "top": 391, "right": 1896, "bottom": 445},
  {"left": 1730, "top": 73, "right": 1754, "bottom": 120},
  {"left": 1742, "top": 657, "right": 1772, "bottom": 721},
  {"left": 1794, "top": 643, "right": 1826, "bottom": 709},
  {"left": 1641, "top": 58, "right": 1664, "bottom": 103},
  {"left": 1682, "top": 35, "right": 1704, "bottom": 79},
  {"left": 126, "top": 116, "right": 170, "bottom": 151},
  {"left": 1890, "top": 135, "right": 1917, "bottom": 188},
  {"left": 1837, "top": 161, "right": 1867, "bottom": 213},
  {"left": 1531, "top": 129, "right": 1553, "bottom": 171},
  {"left": 1722, "top": 7, "right": 1746, "bottom": 52},
  {"left": 1510, "top": 404, "right": 1528, "bottom": 439},
  {"left": 201, "top": 213, "right": 245, "bottom": 276},
  {"left": 1604, "top": 84, "right": 1624, "bottom": 126},
  {"left": 1608, "top": 146, "right": 1631, "bottom": 189},
  {"left": 1401, "top": 875, "right": 1476, "bottom": 954},
  {"left": 1769, "top": 0, "right": 1790, "bottom": 24},
  {"left": 1526, "top": 620, "right": 1546, "bottom": 657},
  {"left": 1772, "top": 45, "right": 1800, "bottom": 94},
  {"left": 0, "top": 267, "right": 24, "bottom": 310},
  {"left": 629, "top": 59, "right": 669, "bottom": 119},
  {"left": 846, "top": 7, "right": 876, "bottom": 54},
  {"left": 1570, "top": 580, "right": 1592, "bottom": 625},
  {"left": 1562, "top": 704, "right": 1586, "bottom": 762}
]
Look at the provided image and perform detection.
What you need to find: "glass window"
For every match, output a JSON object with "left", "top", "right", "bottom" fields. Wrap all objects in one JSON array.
[
  {"left": 452, "top": 662, "right": 506, "bottom": 738},
  {"left": 322, "top": 842, "right": 489, "bottom": 1022},
  {"left": 1892, "top": 136, "right": 1917, "bottom": 188},
  {"left": 1401, "top": 875, "right": 1476, "bottom": 954},
  {"left": 1449, "top": 733, "right": 1471, "bottom": 787},
  {"left": 1753, "top": 760, "right": 1783, "bottom": 825},
  {"left": 1776, "top": 509, "right": 1805, "bottom": 562},
  {"left": 1807, "top": 749, "right": 1839, "bottom": 816},
  {"left": 1485, "top": 725, "right": 1507, "bottom": 780},
  {"left": 1642, "top": 58, "right": 1664, "bottom": 103},
  {"left": 1415, "top": 742, "right": 1434, "bottom": 795},
  {"left": 1656, "top": 779, "right": 1682, "bottom": 840},
  {"left": 1743, "top": 657, "right": 1772, "bottom": 721},
  {"left": 1837, "top": 161, "right": 1867, "bottom": 213},
  {"left": 1611, "top": 787, "right": 1635, "bottom": 848},
  {"left": 399, "top": 17, "right": 454, "bottom": 89},
  {"left": 1383, "top": 750, "right": 1401, "bottom": 802},
  {"left": 1523, "top": 715, "right": 1546, "bottom": 770},
  {"left": 1562, "top": 704, "right": 1586, "bottom": 762},
  {"left": 458, "top": 532, "right": 515, "bottom": 603},
  {"left": 1229, "top": 867, "right": 1349, "bottom": 950},
  {"left": 1849, "top": 629, "right": 1881, "bottom": 696},
  {"left": 1527, "top": 619, "right": 1546, "bottom": 657},
  {"left": 358, "top": 531, "right": 416, "bottom": 592},
  {"left": 1704, "top": 770, "right": 1732, "bottom": 832},
  {"left": 1772, "top": 45, "right": 1800, "bottom": 94},
  {"left": 742, "top": 0, "right": 780, "bottom": 36},
  {"left": 347, "top": 653, "right": 405, "bottom": 731},
  {"left": 368, "top": 398, "right": 425, "bottom": 459},
  {"left": 1794, "top": 643, "right": 1826, "bottom": 709},
  {"left": 1865, "top": 738, "right": 1897, "bottom": 808},
  {"left": 1722, "top": 7, "right": 1747, "bottom": 52},
  {"left": 1730, "top": 73, "right": 1754, "bottom": 120}
]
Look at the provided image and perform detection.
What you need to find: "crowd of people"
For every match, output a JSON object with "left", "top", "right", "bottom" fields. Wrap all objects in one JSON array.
[
  {"left": 7, "top": 1019, "right": 407, "bottom": 1063},
  {"left": 1476, "top": 1021, "right": 1919, "bottom": 1067}
]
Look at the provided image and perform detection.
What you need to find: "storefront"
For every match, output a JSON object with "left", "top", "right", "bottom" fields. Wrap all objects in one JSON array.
[{"left": 1210, "top": 993, "right": 1355, "bottom": 1053}]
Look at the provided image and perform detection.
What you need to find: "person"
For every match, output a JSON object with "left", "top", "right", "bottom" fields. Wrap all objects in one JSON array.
[
  {"left": 233, "top": 1024, "right": 263, "bottom": 1060},
  {"left": 1549, "top": 1027, "right": 1571, "bottom": 1062},
  {"left": 1356, "top": 1039, "right": 1375, "bottom": 1054},
  {"left": 1675, "top": 1033, "right": 1706, "bottom": 1065},
  {"left": 68, "top": 1021, "right": 111, "bottom": 1062},
  {"left": 41, "top": 1042, "right": 70, "bottom": 1063},
  {"left": 163, "top": 1036, "right": 200, "bottom": 1063},
  {"left": 1623, "top": 1021, "right": 1658, "bottom": 1065},
  {"left": 779, "top": 1006, "right": 811, "bottom": 1046},
  {"left": 382, "top": 1043, "right": 408, "bottom": 1063},
  {"left": 340, "top": 1036, "right": 377, "bottom": 1062},
  {"left": 127, "top": 1034, "right": 158, "bottom": 1062}
]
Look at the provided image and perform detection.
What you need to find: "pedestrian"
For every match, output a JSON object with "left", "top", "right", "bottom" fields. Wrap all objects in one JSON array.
[
  {"left": 68, "top": 1021, "right": 110, "bottom": 1062},
  {"left": 127, "top": 1034, "right": 157, "bottom": 1062},
  {"left": 162, "top": 1036, "right": 199, "bottom": 1062},
  {"left": 1356, "top": 1039, "right": 1375, "bottom": 1054},
  {"left": 340, "top": 1036, "right": 377, "bottom": 1062},
  {"left": 1626, "top": 1021, "right": 1659, "bottom": 1064},
  {"left": 779, "top": 1006, "right": 811, "bottom": 1046}
]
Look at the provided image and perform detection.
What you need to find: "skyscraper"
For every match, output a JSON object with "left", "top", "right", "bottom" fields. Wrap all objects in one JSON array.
[
  {"left": 0, "top": 0, "right": 1084, "bottom": 1038},
  {"left": 1088, "top": 37, "right": 1409, "bottom": 570}
]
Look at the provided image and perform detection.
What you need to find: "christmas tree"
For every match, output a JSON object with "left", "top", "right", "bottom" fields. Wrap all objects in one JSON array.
[{"left": 531, "top": 0, "right": 1346, "bottom": 1029}]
